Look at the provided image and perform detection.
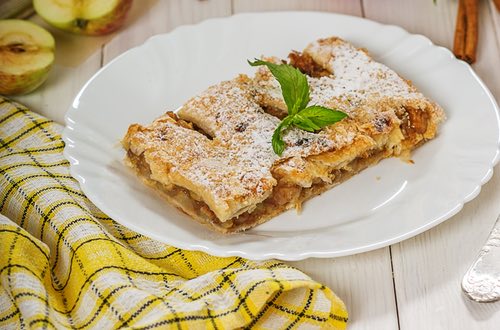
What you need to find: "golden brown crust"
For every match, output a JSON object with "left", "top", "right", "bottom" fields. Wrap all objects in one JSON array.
[{"left": 122, "top": 36, "right": 446, "bottom": 233}]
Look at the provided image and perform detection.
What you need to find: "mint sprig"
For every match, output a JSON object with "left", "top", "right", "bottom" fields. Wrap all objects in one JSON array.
[{"left": 248, "top": 59, "right": 348, "bottom": 155}]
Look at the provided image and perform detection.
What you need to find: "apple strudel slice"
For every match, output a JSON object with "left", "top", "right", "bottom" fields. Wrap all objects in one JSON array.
[{"left": 123, "top": 37, "right": 445, "bottom": 233}]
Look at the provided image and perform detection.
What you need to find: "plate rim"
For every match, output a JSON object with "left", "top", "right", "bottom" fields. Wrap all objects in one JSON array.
[{"left": 63, "top": 11, "right": 500, "bottom": 261}]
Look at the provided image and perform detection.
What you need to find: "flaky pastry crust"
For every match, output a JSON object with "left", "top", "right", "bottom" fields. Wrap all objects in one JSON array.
[{"left": 123, "top": 37, "right": 445, "bottom": 233}]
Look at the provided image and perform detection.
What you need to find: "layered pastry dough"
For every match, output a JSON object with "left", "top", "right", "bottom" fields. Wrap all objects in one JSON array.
[{"left": 122, "top": 37, "right": 445, "bottom": 233}]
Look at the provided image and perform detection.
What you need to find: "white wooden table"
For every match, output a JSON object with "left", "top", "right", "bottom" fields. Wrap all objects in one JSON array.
[{"left": 12, "top": 1, "right": 500, "bottom": 329}]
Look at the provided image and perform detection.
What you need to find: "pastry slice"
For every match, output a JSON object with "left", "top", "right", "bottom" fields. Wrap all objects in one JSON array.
[{"left": 123, "top": 37, "right": 445, "bottom": 233}]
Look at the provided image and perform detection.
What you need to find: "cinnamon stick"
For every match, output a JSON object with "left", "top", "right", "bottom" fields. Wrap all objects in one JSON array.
[
  {"left": 464, "top": 0, "right": 478, "bottom": 63},
  {"left": 494, "top": 0, "right": 500, "bottom": 13},
  {"left": 453, "top": 0, "right": 478, "bottom": 64},
  {"left": 453, "top": 0, "right": 466, "bottom": 60}
]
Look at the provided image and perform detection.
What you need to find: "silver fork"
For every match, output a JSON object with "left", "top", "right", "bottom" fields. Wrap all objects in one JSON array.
[{"left": 462, "top": 214, "right": 500, "bottom": 302}]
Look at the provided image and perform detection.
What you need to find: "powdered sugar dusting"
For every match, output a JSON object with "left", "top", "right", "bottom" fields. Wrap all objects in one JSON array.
[
  {"left": 126, "top": 37, "right": 444, "bottom": 221},
  {"left": 306, "top": 40, "right": 421, "bottom": 114}
]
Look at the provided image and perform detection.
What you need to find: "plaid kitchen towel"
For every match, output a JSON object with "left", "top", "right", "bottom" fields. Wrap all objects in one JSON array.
[{"left": 0, "top": 97, "right": 348, "bottom": 329}]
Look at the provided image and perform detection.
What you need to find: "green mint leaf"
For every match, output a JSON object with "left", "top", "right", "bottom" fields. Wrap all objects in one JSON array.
[
  {"left": 272, "top": 131, "right": 286, "bottom": 156},
  {"left": 271, "top": 116, "right": 293, "bottom": 156},
  {"left": 248, "top": 59, "right": 309, "bottom": 116},
  {"left": 292, "top": 113, "right": 321, "bottom": 132},
  {"left": 298, "top": 105, "right": 348, "bottom": 128},
  {"left": 248, "top": 59, "right": 348, "bottom": 155}
]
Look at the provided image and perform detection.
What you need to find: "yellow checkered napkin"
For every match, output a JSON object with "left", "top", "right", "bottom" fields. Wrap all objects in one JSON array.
[{"left": 0, "top": 97, "right": 347, "bottom": 329}]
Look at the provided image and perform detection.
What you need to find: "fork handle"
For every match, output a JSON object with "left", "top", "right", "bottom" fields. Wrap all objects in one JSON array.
[{"left": 462, "top": 214, "right": 500, "bottom": 302}]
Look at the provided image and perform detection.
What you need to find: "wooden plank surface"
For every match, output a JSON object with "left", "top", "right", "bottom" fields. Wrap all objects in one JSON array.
[
  {"left": 233, "top": 0, "right": 362, "bottom": 15},
  {"left": 364, "top": 0, "right": 500, "bottom": 329},
  {"left": 104, "top": 0, "right": 232, "bottom": 64},
  {"left": 362, "top": 0, "right": 457, "bottom": 48}
]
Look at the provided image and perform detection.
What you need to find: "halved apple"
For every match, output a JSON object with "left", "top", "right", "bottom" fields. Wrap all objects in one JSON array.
[
  {"left": 0, "top": 19, "right": 55, "bottom": 95},
  {"left": 34, "top": 0, "right": 133, "bottom": 36}
]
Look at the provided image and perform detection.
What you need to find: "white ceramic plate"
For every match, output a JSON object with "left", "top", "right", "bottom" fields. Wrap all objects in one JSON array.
[{"left": 63, "top": 12, "right": 500, "bottom": 261}]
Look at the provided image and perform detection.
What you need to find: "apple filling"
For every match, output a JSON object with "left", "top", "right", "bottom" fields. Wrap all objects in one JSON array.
[{"left": 126, "top": 142, "right": 393, "bottom": 233}]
